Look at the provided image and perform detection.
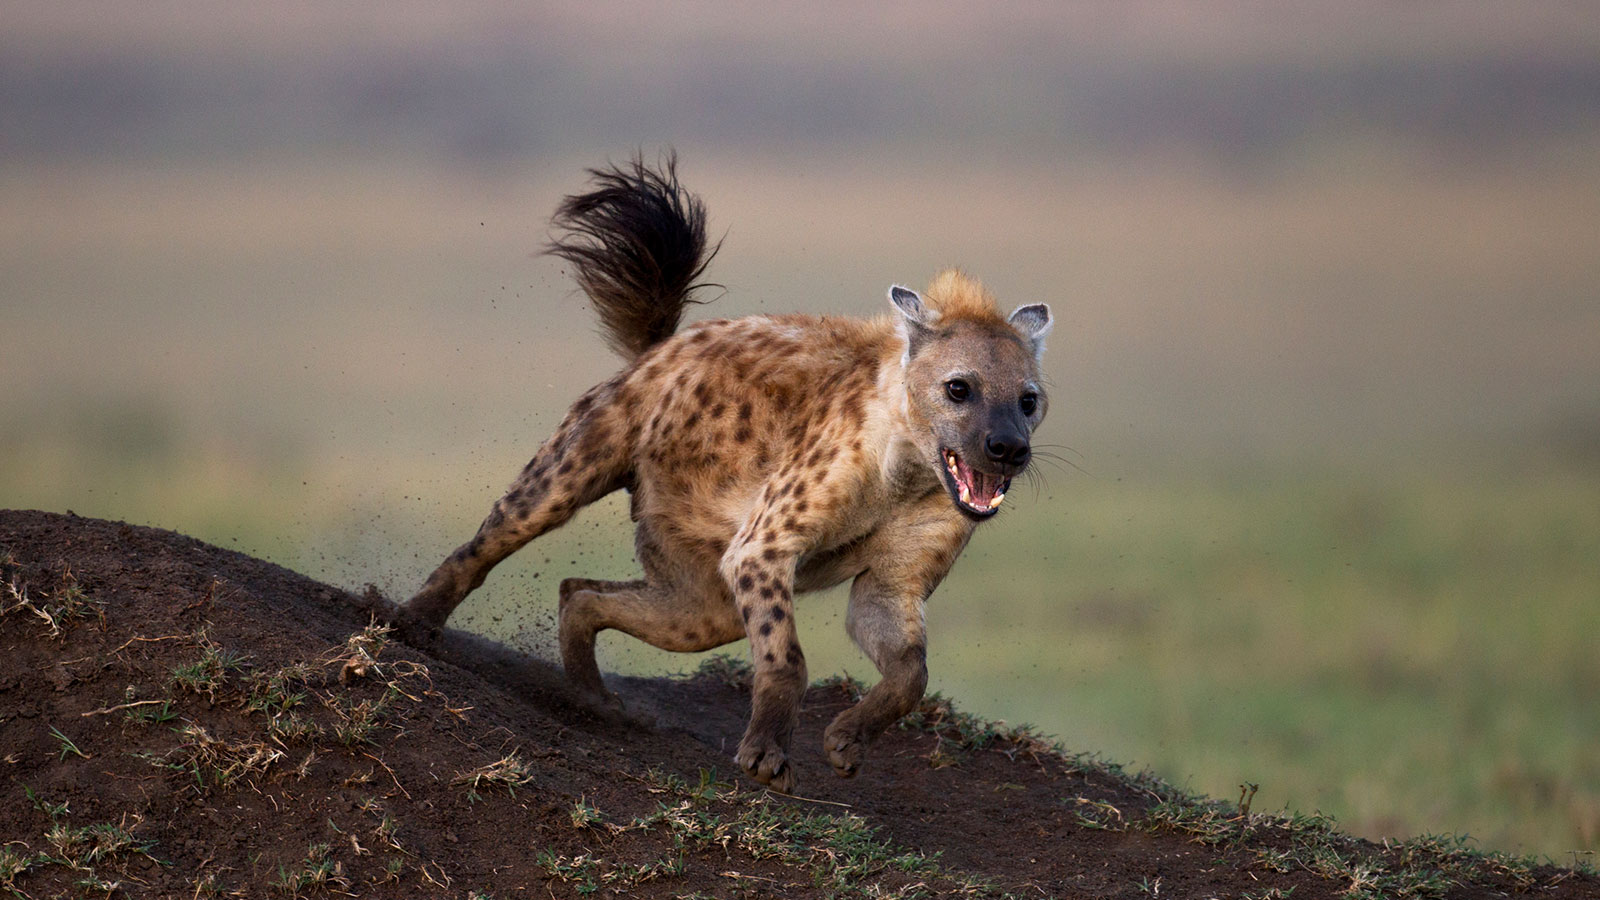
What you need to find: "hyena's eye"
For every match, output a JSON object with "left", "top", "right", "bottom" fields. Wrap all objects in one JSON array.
[
  {"left": 945, "top": 379, "right": 971, "bottom": 402},
  {"left": 1019, "top": 392, "right": 1038, "bottom": 416}
]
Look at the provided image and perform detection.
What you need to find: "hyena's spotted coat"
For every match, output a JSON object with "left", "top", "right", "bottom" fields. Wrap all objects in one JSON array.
[{"left": 406, "top": 155, "right": 1051, "bottom": 791}]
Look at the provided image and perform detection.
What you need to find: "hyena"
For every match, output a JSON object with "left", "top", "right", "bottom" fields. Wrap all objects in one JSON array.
[{"left": 405, "top": 155, "right": 1051, "bottom": 791}]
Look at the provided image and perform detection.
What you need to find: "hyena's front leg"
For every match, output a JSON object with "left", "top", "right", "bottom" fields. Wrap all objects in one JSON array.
[
  {"left": 823, "top": 571, "right": 930, "bottom": 777},
  {"left": 723, "top": 547, "right": 807, "bottom": 793},
  {"left": 824, "top": 504, "right": 972, "bottom": 778}
]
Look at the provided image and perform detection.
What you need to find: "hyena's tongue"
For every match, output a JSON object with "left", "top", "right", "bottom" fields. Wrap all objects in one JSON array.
[{"left": 946, "top": 451, "right": 1008, "bottom": 513}]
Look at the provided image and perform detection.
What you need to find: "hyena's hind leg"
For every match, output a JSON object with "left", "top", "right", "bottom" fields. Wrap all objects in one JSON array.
[
  {"left": 405, "top": 384, "right": 633, "bottom": 630},
  {"left": 558, "top": 572, "right": 744, "bottom": 703}
]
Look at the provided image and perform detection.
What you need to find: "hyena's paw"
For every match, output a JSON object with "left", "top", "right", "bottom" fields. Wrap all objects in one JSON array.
[
  {"left": 573, "top": 686, "right": 661, "bottom": 730},
  {"left": 385, "top": 601, "right": 445, "bottom": 647},
  {"left": 823, "top": 712, "right": 868, "bottom": 778},
  {"left": 570, "top": 681, "right": 625, "bottom": 716},
  {"left": 736, "top": 733, "right": 796, "bottom": 793}
]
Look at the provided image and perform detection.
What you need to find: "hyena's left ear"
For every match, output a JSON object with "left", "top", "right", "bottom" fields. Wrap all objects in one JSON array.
[
  {"left": 889, "top": 285, "right": 938, "bottom": 360},
  {"left": 1007, "top": 303, "right": 1053, "bottom": 360}
]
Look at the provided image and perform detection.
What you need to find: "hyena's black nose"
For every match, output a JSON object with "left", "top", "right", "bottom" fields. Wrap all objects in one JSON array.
[{"left": 984, "top": 433, "right": 1030, "bottom": 468}]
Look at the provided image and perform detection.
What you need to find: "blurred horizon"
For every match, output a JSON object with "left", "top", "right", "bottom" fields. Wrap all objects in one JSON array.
[
  {"left": 5, "top": 2, "right": 1599, "bottom": 467},
  {"left": 3, "top": 1, "right": 1598, "bottom": 857}
]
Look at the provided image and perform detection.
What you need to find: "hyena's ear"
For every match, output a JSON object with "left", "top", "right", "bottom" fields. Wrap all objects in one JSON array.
[
  {"left": 889, "top": 285, "right": 937, "bottom": 360},
  {"left": 1007, "top": 303, "right": 1053, "bottom": 360}
]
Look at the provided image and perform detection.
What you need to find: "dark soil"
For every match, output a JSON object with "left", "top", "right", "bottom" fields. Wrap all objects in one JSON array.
[{"left": 1, "top": 509, "right": 1594, "bottom": 898}]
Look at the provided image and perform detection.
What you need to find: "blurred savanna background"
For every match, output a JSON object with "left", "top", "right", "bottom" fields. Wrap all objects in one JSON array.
[{"left": 3, "top": 1, "right": 1597, "bottom": 859}]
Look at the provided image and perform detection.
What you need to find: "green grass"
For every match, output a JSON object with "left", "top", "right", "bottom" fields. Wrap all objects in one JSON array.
[
  {"left": 623, "top": 766, "right": 993, "bottom": 897},
  {"left": 452, "top": 753, "right": 538, "bottom": 805},
  {"left": 934, "top": 460, "right": 1600, "bottom": 857}
]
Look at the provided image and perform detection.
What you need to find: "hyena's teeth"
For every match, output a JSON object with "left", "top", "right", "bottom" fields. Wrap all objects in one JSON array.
[{"left": 990, "top": 491, "right": 1005, "bottom": 508}]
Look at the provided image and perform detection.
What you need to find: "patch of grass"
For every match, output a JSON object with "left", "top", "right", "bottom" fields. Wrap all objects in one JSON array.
[
  {"left": 190, "top": 870, "right": 230, "bottom": 898},
  {"left": 142, "top": 723, "right": 285, "bottom": 793},
  {"left": 640, "top": 766, "right": 724, "bottom": 805},
  {"left": 125, "top": 698, "right": 178, "bottom": 725},
  {"left": 48, "top": 725, "right": 89, "bottom": 761},
  {"left": 1069, "top": 797, "right": 1127, "bottom": 831},
  {"left": 73, "top": 872, "right": 122, "bottom": 896},
  {"left": 263, "top": 710, "right": 322, "bottom": 744},
  {"left": 23, "top": 786, "right": 68, "bottom": 820},
  {"left": 627, "top": 766, "right": 997, "bottom": 898},
  {"left": 134, "top": 628, "right": 429, "bottom": 806},
  {"left": 169, "top": 637, "right": 248, "bottom": 699},
  {"left": 1, "top": 565, "right": 104, "bottom": 639},
  {"left": 326, "top": 621, "right": 393, "bottom": 683},
  {"left": 323, "top": 692, "right": 394, "bottom": 747},
  {"left": 244, "top": 663, "right": 313, "bottom": 715},
  {"left": 898, "top": 691, "right": 1058, "bottom": 770},
  {"left": 349, "top": 797, "right": 413, "bottom": 885},
  {"left": 41, "top": 816, "right": 157, "bottom": 870},
  {"left": 452, "top": 753, "right": 537, "bottom": 804},
  {"left": 271, "top": 843, "right": 348, "bottom": 895},
  {"left": 0, "top": 820, "right": 158, "bottom": 897},
  {"left": 313, "top": 626, "right": 428, "bottom": 748},
  {"left": 534, "top": 849, "right": 685, "bottom": 895},
  {"left": 0, "top": 844, "right": 42, "bottom": 897},
  {"left": 1135, "top": 790, "right": 1588, "bottom": 899},
  {"left": 568, "top": 796, "right": 604, "bottom": 829}
]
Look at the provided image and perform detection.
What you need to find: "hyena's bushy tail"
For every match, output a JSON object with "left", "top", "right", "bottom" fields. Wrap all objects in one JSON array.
[{"left": 547, "top": 151, "right": 720, "bottom": 361}]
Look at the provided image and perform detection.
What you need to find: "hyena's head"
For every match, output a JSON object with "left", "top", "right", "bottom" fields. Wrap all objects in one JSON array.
[{"left": 891, "top": 271, "right": 1052, "bottom": 521}]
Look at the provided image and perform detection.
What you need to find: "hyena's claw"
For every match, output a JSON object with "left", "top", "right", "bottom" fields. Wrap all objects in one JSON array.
[
  {"left": 736, "top": 735, "right": 797, "bottom": 793},
  {"left": 823, "top": 718, "right": 865, "bottom": 778},
  {"left": 385, "top": 602, "right": 445, "bottom": 648},
  {"left": 572, "top": 683, "right": 625, "bottom": 715}
]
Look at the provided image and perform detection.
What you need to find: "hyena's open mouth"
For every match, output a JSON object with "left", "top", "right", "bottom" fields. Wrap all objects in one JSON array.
[{"left": 941, "top": 449, "right": 1010, "bottom": 518}]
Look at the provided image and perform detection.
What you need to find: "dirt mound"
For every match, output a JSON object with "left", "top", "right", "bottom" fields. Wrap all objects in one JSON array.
[{"left": 1, "top": 509, "right": 1593, "bottom": 898}]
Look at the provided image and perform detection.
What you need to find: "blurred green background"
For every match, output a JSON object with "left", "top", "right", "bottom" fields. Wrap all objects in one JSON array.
[{"left": 3, "top": 2, "right": 1597, "bottom": 859}]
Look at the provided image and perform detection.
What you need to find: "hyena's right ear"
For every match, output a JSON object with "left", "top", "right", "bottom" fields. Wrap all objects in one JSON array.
[{"left": 889, "top": 285, "right": 937, "bottom": 361}]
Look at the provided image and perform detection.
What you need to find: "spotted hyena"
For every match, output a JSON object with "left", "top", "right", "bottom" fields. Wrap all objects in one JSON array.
[{"left": 405, "top": 154, "right": 1051, "bottom": 791}]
